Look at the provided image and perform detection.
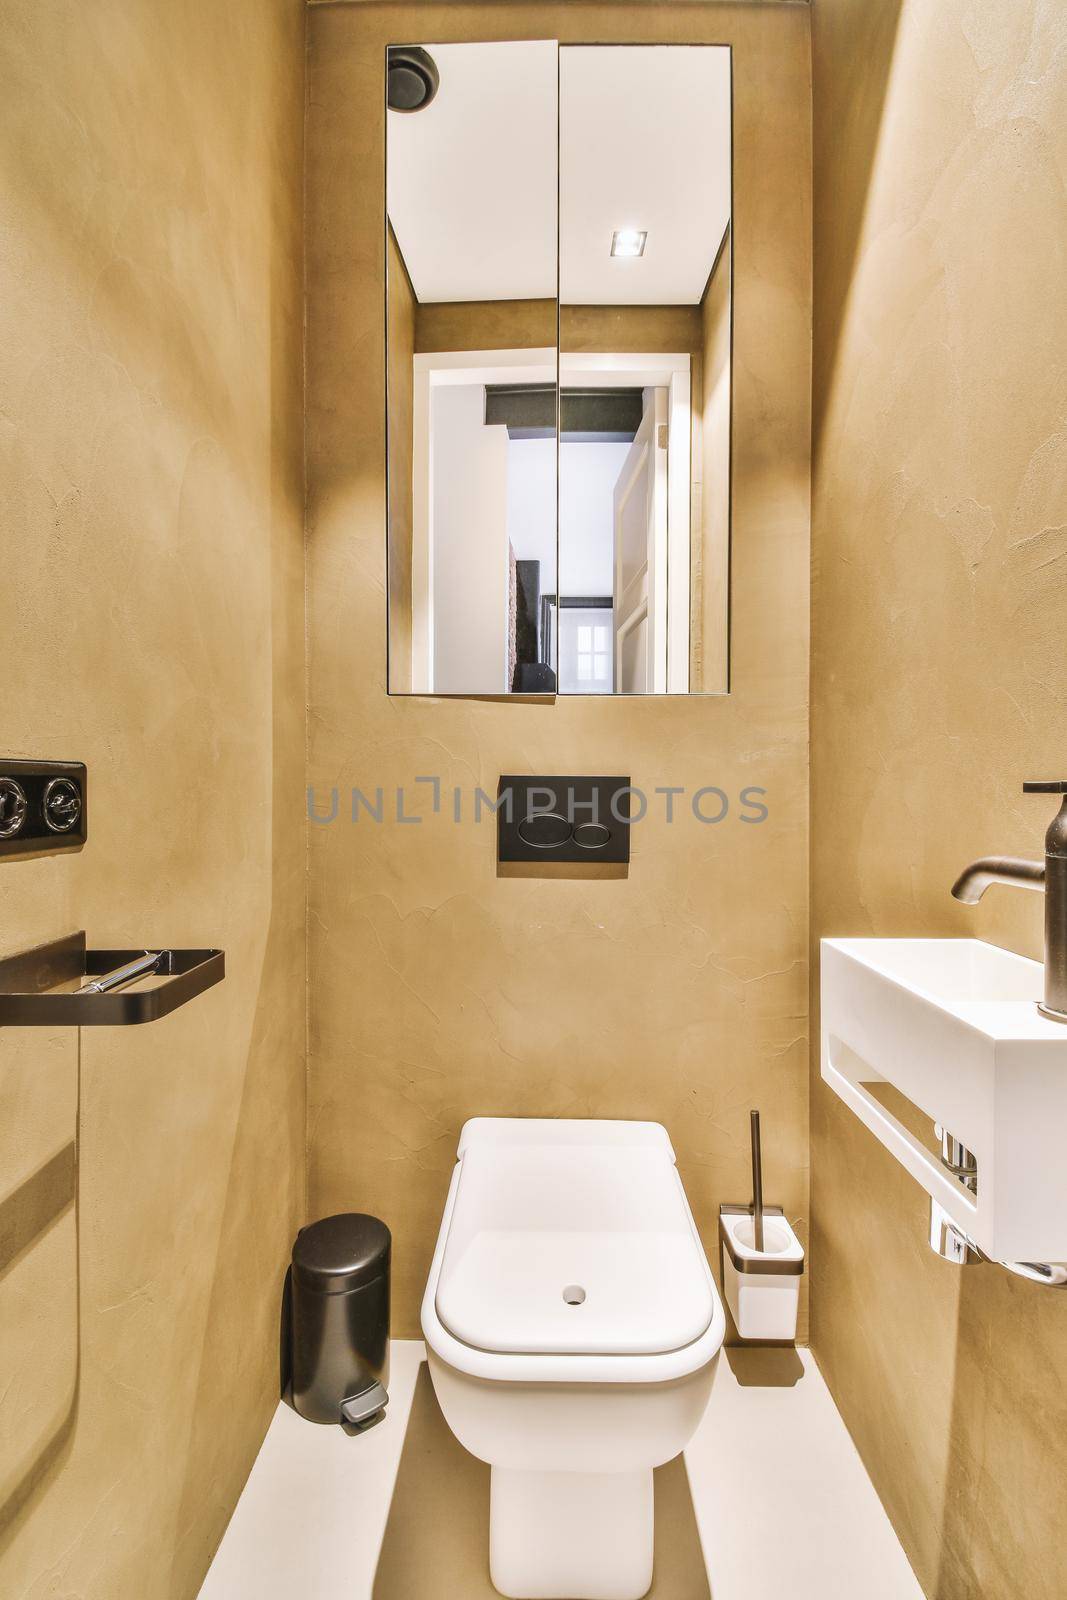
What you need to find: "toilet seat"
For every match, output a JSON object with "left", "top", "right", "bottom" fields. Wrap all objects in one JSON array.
[
  {"left": 422, "top": 1118, "right": 725, "bottom": 1385},
  {"left": 436, "top": 1143, "right": 716, "bottom": 1356}
]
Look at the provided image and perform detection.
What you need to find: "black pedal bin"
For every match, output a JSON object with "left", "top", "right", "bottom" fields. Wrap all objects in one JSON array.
[{"left": 290, "top": 1214, "right": 391, "bottom": 1426}]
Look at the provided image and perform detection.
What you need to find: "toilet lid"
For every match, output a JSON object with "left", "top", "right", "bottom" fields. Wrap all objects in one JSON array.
[{"left": 435, "top": 1142, "right": 715, "bottom": 1356}]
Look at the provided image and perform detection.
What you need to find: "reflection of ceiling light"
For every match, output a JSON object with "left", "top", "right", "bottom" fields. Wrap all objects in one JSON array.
[{"left": 610, "top": 229, "right": 647, "bottom": 259}]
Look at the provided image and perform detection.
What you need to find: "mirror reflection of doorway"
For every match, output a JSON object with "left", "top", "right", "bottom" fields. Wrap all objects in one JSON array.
[
  {"left": 555, "top": 604, "right": 613, "bottom": 694},
  {"left": 612, "top": 388, "right": 668, "bottom": 693},
  {"left": 386, "top": 41, "right": 732, "bottom": 695}
]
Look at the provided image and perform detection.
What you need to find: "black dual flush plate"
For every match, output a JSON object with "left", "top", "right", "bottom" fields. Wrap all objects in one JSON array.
[
  {"left": 497, "top": 776, "right": 631, "bottom": 864},
  {"left": 0, "top": 759, "right": 87, "bottom": 858}
]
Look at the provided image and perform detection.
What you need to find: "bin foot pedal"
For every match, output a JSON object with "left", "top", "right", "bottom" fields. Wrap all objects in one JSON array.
[{"left": 341, "top": 1381, "right": 388, "bottom": 1431}]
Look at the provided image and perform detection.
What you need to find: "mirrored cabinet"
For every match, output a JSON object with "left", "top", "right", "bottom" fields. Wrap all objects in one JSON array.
[{"left": 386, "top": 41, "right": 732, "bottom": 696}]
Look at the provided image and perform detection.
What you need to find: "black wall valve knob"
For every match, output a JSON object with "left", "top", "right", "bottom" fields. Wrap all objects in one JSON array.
[
  {"left": 43, "top": 777, "right": 82, "bottom": 833},
  {"left": 0, "top": 761, "right": 86, "bottom": 858},
  {"left": 0, "top": 779, "right": 29, "bottom": 839}
]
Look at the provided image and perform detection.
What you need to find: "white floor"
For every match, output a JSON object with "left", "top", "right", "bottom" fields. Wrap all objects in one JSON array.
[{"left": 200, "top": 1341, "right": 923, "bottom": 1600}]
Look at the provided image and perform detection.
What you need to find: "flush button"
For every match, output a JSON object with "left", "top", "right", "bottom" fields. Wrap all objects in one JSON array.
[
  {"left": 573, "top": 822, "right": 612, "bottom": 851},
  {"left": 43, "top": 777, "right": 82, "bottom": 833},
  {"left": 516, "top": 812, "right": 572, "bottom": 849},
  {"left": 497, "top": 778, "right": 630, "bottom": 865},
  {"left": 562, "top": 1285, "right": 586, "bottom": 1305},
  {"left": 0, "top": 779, "right": 29, "bottom": 839}
]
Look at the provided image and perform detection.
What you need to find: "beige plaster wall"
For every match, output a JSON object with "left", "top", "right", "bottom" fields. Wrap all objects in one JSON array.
[
  {"left": 811, "top": 3, "right": 1067, "bottom": 1596},
  {"left": 0, "top": 2, "right": 306, "bottom": 1596},
  {"left": 413, "top": 302, "right": 700, "bottom": 356},
  {"left": 415, "top": 298, "right": 556, "bottom": 354},
  {"left": 560, "top": 304, "right": 703, "bottom": 357},
  {"left": 307, "top": 3, "right": 812, "bottom": 1335}
]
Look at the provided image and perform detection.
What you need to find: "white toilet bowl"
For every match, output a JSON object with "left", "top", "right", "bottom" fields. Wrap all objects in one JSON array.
[{"left": 421, "top": 1118, "right": 725, "bottom": 1600}]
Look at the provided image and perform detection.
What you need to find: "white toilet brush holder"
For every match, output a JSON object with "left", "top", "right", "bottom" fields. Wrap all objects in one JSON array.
[
  {"left": 719, "top": 1204, "right": 804, "bottom": 1341},
  {"left": 718, "top": 1109, "right": 804, "bottom": 1341}
]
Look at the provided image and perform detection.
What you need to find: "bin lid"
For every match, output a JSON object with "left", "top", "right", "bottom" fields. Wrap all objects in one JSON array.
[{"left": 293, "top": 1213, "right": 391, "bottom": 1293}]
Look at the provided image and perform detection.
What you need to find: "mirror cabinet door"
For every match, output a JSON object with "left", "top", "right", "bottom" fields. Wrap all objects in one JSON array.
[
  {"left": 559, "top": 45, "right": 732, "bottom": 695},
  {"left": 386, "top": 40, "right": 559, "bottom": 695},
  {"left": 386, "top": 42, "right": 732, "bottom": 697}
]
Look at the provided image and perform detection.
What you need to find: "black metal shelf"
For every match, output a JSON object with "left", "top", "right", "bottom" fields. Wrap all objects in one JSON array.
[{"left": 0, "top": 932, "right": 225, "bottom": 1026}]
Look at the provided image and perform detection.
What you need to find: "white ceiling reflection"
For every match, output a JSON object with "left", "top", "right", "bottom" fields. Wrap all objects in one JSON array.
[{"left": 388, "top": 43, "right": 731, "bottom": 307}]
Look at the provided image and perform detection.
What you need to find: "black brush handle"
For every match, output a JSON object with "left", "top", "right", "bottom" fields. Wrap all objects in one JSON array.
[{"left": 750, "top": 1109, "right": 765, "bottom": 1253}]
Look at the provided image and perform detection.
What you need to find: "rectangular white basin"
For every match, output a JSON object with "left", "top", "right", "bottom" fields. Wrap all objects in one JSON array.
[{"left": 821, "top": 938, "right": 1067, "bottom": 1262}]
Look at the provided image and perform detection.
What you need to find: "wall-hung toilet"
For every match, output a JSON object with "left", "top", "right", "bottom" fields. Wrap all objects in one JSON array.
[{"left": 421, "top": 1118, "right": 725, "bottom": 1600}]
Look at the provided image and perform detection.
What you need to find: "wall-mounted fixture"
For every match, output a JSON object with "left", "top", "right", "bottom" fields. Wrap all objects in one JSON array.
[
  {"left": 386, "top": 46, "right": 439, "bottom": 113},
  {"left": 0, "top": 932, "right": 224, "bottom": 1026},
  {"left": 610, "top": 228, "right": 647, "bottom": 258},
  {"left": 0, "top": 759, "right": 86, "bottom": 858},
  {"left": 926, "top": 1127, "right": 1067, "bottom": 1284},
  {"left": 951, "top": 779, "right": 1067, "bottom": 1023},
  {"left": 821, "top": 931, "right": 1067, "bottom": 1287},
  {"left": 927, "top": 1128, "right": 982, "bottom": 1266},
  {"left": 420, "top": 1117, "right": 725, "bottom": 1599},
  {"left": 496, "top": 775, "right": 630, "bottom": 864}
]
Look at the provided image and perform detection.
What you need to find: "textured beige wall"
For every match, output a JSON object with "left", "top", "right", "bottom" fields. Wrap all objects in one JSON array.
[
  {"left": 308, "top": 4, "right": 811, "bottom": 1335},
  {"left": 561, "top": 304, "right": 703, "bottom": 356},
  {"left": 0, "top": 2, "right": 306, "bottom": 1596},
  {"left": 413, "top": 302, "right": 700, "bottom": 355},
  {"left": 415, "top": 298, "right": 556, "bottom": 354},
  {"left": 811, "top": 3, "right": 1067, "bottom": 1597}
]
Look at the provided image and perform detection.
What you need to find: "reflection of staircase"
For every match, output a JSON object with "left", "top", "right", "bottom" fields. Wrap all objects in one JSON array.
[
  {"left": 512, "top": 559, "right": 556, "bottom": 692},
  {"left": 514, "top": 558, "right": 541, "bottom": 666}
]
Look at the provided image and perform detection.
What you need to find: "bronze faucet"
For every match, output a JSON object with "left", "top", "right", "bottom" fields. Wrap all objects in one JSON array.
[{"left": 952, "top": 781, "right": 1067, "bottom": 1022}]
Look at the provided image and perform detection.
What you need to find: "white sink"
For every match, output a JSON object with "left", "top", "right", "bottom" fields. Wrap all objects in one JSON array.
[{"left": 821, "top": 938, "right": 1067, "bottom": 1262}]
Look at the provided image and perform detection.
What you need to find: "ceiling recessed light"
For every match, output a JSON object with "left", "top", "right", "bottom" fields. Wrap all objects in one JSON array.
[{"left": 610, "top": 229, "right": 647, "bottom": 259}]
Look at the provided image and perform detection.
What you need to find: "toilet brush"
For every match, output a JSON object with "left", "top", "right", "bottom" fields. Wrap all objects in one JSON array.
[
  {"left": 719, "top": 1110, "right": 804, "bottom": 1339},
  {"left": 750, "top": 1109, "right": 764, "bottom": 1252}
]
